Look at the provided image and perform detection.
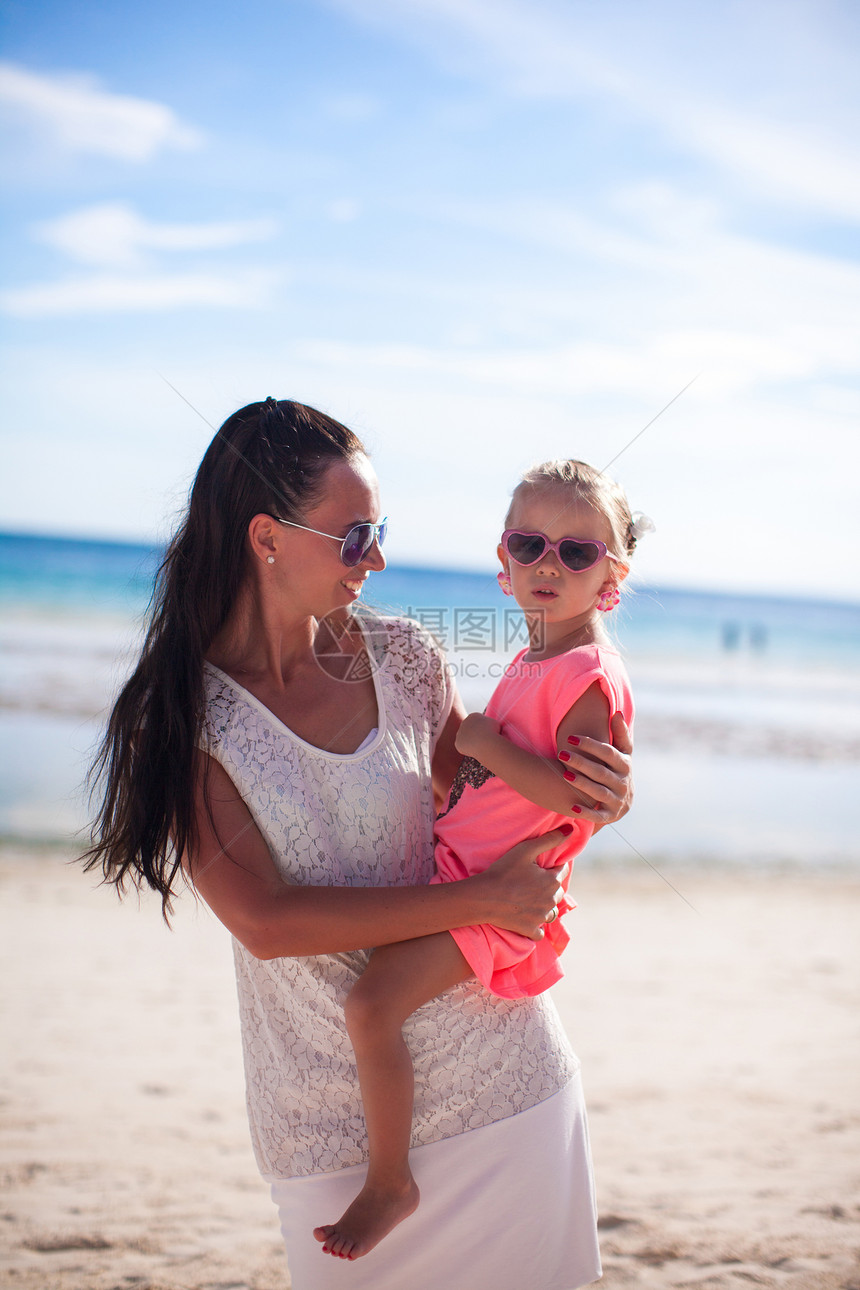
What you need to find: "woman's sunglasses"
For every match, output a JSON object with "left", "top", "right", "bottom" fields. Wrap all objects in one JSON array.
[
  {"left": 501, "top": 528, "right": 620, "bottom": 573},
  {"left": 277, "top": 516, "right": 388, "bottom": 567}
]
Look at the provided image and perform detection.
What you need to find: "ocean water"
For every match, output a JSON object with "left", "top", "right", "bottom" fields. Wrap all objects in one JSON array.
[{"left": 1, "top": 531, "right": 858, "bottom": 867}]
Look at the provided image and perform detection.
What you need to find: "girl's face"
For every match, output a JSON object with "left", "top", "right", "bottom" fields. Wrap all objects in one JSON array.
[
  {"left": 499, "top": 486, "right": 623, "bottom": 642},
  {"left": 272, "top": 453, "right": 386, "bottom": 617}
]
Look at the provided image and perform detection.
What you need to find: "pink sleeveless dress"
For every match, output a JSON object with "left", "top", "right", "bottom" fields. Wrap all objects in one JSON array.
[{"left": 431, "top": 642, "right": 634, "bottom": 998}]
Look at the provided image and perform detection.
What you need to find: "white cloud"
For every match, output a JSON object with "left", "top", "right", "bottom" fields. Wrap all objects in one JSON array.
[
  {"left": 401, "top": 176, "right": 860, "bottom": 384},
  {"left": 0, "top": 61, "right": 202, "bottom": 160},
  {"left": 324, "top": 92, "right": 382, "bottom": 121},
  {"left": 332, "top": 0, "right": 860, "bottom": 220},
  {"left": 325, "top": 198, "right": 362, "bottom": 223},
  {"left": 330, "top": 0, "right": 625, "bottom": 97},
  {"left": 669, "top": 103, "right": 860, "bottom": 223},
  {"left": 34, "top": 203, "right": 279, "bottom": 269},
  {"left": 4, "top": 203, "right": 282, "bottom": 315},
  {"left": 0, "top": 270, "right": 278, "bottom": 317},
  {"left": 295, "top": 332, "right": 798, "bottom": 403},
  {"left": 296, "top": 187, "right": 860, "bottom": 401}
]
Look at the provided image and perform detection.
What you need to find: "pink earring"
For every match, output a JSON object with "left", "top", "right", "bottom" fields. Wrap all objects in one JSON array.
[
  {"left": 596, "top": 586, "right": 620, "bottom": 612},
  {"left": 497, "top": 571, "right": 513, "bottom": 596}
]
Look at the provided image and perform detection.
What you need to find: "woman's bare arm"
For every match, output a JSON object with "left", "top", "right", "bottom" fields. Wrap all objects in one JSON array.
[{"left": 186, "top": 752, "right": 570, "bottom": 961}]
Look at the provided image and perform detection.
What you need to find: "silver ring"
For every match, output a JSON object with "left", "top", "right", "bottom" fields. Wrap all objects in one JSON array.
[{"left": 545, "top": 907, "right": 558, "bottom": 924}]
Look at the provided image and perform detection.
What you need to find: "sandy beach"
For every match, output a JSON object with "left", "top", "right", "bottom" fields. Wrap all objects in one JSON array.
[{"left": 1, "top": 844, "right": 858, "bottom": 1290}]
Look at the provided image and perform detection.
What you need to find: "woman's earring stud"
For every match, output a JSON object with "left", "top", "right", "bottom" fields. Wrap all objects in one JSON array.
[{"left": 267, "top": 556, "right": 275, "bottom": 564}]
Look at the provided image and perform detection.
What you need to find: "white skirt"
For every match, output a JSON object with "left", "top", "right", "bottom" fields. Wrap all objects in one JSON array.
[{"left": 270, "top": 1072, "right": 602, "bottom": 1290}]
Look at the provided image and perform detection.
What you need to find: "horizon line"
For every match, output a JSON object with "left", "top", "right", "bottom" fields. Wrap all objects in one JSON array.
[{"left": 1, "top": 525, "right": 859, "bottom": 611}]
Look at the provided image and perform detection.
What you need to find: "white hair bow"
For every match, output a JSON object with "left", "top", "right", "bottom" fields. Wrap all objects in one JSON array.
[{"left": 630, "top": 513, "right": 656, "bottom": 540}]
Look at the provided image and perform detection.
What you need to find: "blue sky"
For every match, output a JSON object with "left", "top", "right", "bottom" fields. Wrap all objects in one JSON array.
[{"left": 2, "top": 0, "right": 859, "bottom": 598}]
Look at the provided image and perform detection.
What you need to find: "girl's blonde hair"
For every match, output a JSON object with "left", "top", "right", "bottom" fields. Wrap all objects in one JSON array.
[{"left": 506, "top": 460, "right": 637, "bottom": 563}]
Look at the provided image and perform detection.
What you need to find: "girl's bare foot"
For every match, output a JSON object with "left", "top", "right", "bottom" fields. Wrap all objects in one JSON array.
[{"left": 313, "top": 1176, "right": 420, "bottom": 1260}]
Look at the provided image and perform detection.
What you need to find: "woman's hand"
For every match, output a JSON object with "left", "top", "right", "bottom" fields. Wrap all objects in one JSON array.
[
  {"left": 472, "top": 828, "right": 572, "bottom": 941},
  {"left": 557, "top": 712, "right": 634, "bottom": 828}
]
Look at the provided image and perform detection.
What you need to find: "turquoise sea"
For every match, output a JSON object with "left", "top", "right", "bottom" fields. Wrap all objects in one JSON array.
[{"left": 1, "top": 531, "right": 858, "bottom": 868}]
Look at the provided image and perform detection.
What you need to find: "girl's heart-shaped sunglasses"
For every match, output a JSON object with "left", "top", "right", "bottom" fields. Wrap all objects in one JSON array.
[{"left": 501, "top": 529, "right": 622, "bottom": 573}]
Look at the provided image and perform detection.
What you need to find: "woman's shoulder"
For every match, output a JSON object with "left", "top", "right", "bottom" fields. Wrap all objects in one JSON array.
[
  {"left": 202, "top": 660, "right": 232, "bottom": 704},
  {"left": 200, "top": 661, "right": 241, "bottom": 742},
  {"left": 357, "top": 610, "right": 452, "bottom": 731},
  {"left": 202, "top": 659, "right": 245, "bottom": 704},
  {"left": 356, "top": 609, "right": 447, "bottom": 664},
  {"left": 357, "top": 607, "right": 439, "bottom": 639}
]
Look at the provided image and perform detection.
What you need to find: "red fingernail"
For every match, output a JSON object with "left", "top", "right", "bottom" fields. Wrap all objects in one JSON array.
[
  {"left": 572, "top": 805, "right": 582, "bottom": 814},
  {"left": 559, "top": 823, "right": 574, "bottom": 835},
  {"left": 568, "top": 736, "right": 580, "bottom": 745},
  {"left": 558, "top": 750, "right": 571, "bottom": 762},
  {"left": 563, "top": 770, "right": 576, "bottom": 782}
]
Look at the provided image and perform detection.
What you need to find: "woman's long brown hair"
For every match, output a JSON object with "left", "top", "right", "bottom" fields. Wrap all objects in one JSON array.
[{"left": 82, "top": 398, "right": 364, "bottom": 918}]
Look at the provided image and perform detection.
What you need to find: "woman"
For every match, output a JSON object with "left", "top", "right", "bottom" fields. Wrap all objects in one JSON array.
[{"left": 85, "top": 398, "right": 633, "bottom": 1290}]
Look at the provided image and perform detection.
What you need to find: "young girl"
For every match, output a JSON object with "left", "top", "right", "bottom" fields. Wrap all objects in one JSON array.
[{"left": 314, "top": 458, "right": 648, "bottom": 1263}]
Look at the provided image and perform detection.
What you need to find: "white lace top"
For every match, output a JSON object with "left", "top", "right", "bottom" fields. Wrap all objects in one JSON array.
[{"left": 201, "top": 614, "right": 579, "bottom": 1181}]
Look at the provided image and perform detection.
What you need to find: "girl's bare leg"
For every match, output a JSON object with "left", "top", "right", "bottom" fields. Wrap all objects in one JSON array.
[{"left": 313, "top": 931, "right": 471, "bottom": 1260}]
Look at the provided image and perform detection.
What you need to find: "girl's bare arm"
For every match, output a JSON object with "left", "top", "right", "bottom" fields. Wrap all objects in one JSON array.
[{"left": 455, "top": 683, "right": 628, "bottom": 825}]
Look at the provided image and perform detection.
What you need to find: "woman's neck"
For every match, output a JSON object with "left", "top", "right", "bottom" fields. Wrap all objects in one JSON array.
[{"left": 206, "top": 578, "right": 317, "bottom": 685}]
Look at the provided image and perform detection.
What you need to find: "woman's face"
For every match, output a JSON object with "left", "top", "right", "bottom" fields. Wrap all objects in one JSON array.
[{"left": 275, "top": 453, "right": 386, "bottom": 616}]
